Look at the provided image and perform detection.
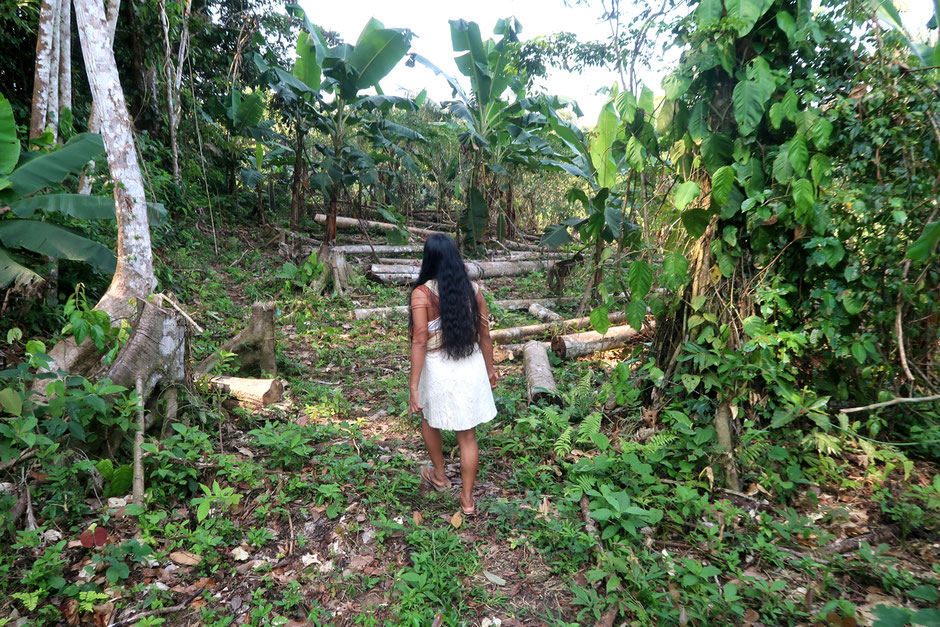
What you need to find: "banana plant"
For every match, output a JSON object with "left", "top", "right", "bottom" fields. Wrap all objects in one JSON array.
[
  {"left": 267, "top": 5, "right": 417, "bottom": 243},
  {"left": 411, "top": 19, "right": 560, "bottom": 246},
  {"left": 0, "top": 93, "right": 117, "bottom": 289}
]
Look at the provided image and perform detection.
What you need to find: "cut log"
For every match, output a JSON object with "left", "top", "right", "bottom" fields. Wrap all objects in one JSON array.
[
  {"left": 351, "top": 297, "right": 579, "bottom": 321},
  {"left": 314, "top": 214, "right": 446, "bottom": 238},
  {"left": 551, "top": 323, "right": 653, "bottom": 359},
  {"left": 332, "top": 244, "right": 423, "bottom": 255},
  {"left": 494, "top": 342, "right": 546, "bottom": 363},
  {"left": 490, "top": 312, "right": 626, "bottom": 345},
  {"left": 195, "top": 302, "right": 276, "bottom": 376},
  {"left": 368, "top": 259, "right": 556, "bottom": 284},
  {"left": 523, "top": 341, "right": 559, "bottom": 404},
  {"left": 529, "top": 303, "right": 563, "bottom": 322},
  {"left": 208, "top": 376, "right": 283, "bottom": 409}
]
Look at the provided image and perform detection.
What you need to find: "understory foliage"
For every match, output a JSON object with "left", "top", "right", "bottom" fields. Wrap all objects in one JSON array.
[{"left": 1, "top": 0, "right": 939, "bottom": 624}]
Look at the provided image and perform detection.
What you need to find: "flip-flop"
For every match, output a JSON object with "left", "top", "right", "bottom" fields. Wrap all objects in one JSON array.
[{"left": 421, "top": 465, "right": 450, "bottom": 493}]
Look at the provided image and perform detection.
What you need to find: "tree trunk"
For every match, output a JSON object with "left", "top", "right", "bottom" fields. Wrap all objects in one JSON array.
[
  {"left": 523, "top": 340, "right": 559, "bottom": 404},
  {"left": 30, "top": 0, "right": 59, "bottom": 141},
  {"left": 368, "top": 259, "right": 556, "bottom": 285},
  {"left": 46, "top": 0, "right": 61, "bottom": 142},
  {"left": 528, "top": 303, "right": 563, "bottom": 322},
  {"left": 290, "top": 123, "right": 304, "bottom": 231},
  {"left": 551, "top": 323, "right": 653, "bottom": 359},
  {"left": 74, "top": 0, "right": 156, "bottom": 319},
  {"left": 714, "top": 402, "right": 741, "bottom": 491},
  {"left": 325, "top": 194, "right": 338, "bottom": 244},
  {"left": 195, "top": 302, "right": 276, "bottom": 376},
  {"left": 158, "top": 0, "right": 191, "bottom": 185},
  {"left": 57, "top": 0, "right": 71, "bottom": 120},
  {"left": 490, "top": 312, "right": 626, "bottom": 345}
]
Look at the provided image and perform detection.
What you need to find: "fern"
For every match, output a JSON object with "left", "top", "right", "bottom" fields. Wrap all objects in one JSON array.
[
  {"left": 553, "top": 426, "right": 573, "bottom": 458},
  {"left": 576, "top": 411, "right": 603, "bottom": 444},
  {"left": 644, "top": 430, "right": 677, "bottom": 452}
]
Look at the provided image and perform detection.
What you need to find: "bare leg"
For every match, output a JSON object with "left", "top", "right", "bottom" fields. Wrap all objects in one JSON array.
[
  {"left": 455, "top": 428, "right": 479, "bottom": 512},
  {"left": 421, "top": 418, "right": 448, "bottom": 487}
]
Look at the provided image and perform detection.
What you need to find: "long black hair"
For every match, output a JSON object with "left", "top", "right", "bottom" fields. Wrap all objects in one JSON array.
[{"left": 409, "top": 233, "right": 480, "bottom": 359}]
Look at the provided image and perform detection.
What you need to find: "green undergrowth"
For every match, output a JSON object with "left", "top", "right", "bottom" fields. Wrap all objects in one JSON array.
[{"left": 1, "top": 222, "right": 938, "bottom": 625}]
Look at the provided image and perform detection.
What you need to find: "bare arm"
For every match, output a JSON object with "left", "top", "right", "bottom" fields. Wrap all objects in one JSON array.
[
  {"left": 475, "top": 286, "right": 496, "bottom": 387},
  {"left": 409, "top": 288, "right": 429, "bottom": 415}
]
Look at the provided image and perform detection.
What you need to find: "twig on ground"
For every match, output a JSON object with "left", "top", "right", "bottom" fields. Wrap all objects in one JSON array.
[
  {"left": 841, "top": 394, "right": 940, "bottom": 414},
  {"left": 0, "top": 449, "right": 36, "bottom": 473},
  {"left": 108, "top": 584, "right": 206, "bottom": 627}
]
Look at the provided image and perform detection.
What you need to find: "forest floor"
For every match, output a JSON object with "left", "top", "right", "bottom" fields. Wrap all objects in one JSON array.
[{"left": 5, "top": 221, "right": 939, "bottom": 626}]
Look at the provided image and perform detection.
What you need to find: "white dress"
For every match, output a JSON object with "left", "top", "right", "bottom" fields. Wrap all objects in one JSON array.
[{"left": 417, "top": 284, "right": 497, "bottom": 432}]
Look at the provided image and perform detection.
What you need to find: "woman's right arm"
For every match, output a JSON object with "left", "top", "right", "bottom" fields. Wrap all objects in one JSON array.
[
  {"left": 409, "top": 288, "right": 429, "bottom": 416},
  {"left": 475, "top": 288, "right": 497, "bottom": 389}
]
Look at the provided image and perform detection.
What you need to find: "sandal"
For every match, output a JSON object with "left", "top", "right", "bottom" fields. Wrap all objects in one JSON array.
[
  {"left": 459, "top": 495, "right": 476, "bottom": 517},
  {"left": 421, "top": 465, "right": 450, "bottom": 493}
]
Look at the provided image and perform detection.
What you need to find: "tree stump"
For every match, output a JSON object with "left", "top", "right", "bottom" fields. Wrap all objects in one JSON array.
[{"left": 195, "top": 302, "right": 276, "bottom": 376}]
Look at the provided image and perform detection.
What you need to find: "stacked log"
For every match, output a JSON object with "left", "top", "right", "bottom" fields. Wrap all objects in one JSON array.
[
  {"left": 490, "top": 312, "right": 626, "bottom": 344},
  {"left": 368, "top": 259, "right": 556, "bottom": 284},
  {"left": 313, "top": 214, "right": 445, "bottom": 238},
  {"left": 528, "top": 303, "right": 563, "bottom": 322},
  {"left": 551, "top": 322, "right": 654, "bottom": 359},
  {"left": 351, "top": 297, "right": 578, "bottom": 321}
]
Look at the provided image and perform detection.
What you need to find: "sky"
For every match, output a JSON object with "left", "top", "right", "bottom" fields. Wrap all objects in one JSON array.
[{"left": 300, "top": 0, "right": 937, "bottom": 126}]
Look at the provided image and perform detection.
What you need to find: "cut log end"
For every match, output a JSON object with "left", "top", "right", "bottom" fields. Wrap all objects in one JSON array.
[
  {"left": 208, "top": 376, "right": 283, "bottom": 409},
  {"left": 523, "top": 340, "right": 559, "bottom": 404}
]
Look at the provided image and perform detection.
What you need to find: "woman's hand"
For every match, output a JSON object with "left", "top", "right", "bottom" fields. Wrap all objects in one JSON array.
[
  {"left": 408, "top": 386, "right": 423, "bottom": 417},
  {"left": 488, "top": 370, "right": 498, "bottom": 389}
]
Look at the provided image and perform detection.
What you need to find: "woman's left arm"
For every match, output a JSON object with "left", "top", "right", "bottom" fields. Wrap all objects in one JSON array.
[{"left": 409, "top": 288, "right": 430, "bottom": 415}]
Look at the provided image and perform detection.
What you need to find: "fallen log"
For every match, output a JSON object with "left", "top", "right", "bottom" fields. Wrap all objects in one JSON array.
[
  {"left": 196, "top": 302, "right": 277, "bottom": 376},
  {"left": 490, "top": 312, "right": 627, "bottom": 345},
  {"left": 313, "top": 214, "right": 445, "bottom": 238},
  {"left": 207, "top": 376, "right": 283, "bottom": 409},
  {"left": 351, "top": 297, "right": 579, "bottom": 321},
  {"left": 332, "top": 244, "right": 423, "bottom": 255},
  {"left": 551, "top": 323, "right": 653, "bottom": 359},
  {"left": 523, "top": 341, "right": 560, "bottom": 404},
  {"left": 494, "top": 342, "right": 546, "bottom": 363},
  {"left": 368, "top": 259, "right": 556, "bottom": 284},
  {"left": 528, "top": 303, "right": 563, "bottom": 322}
]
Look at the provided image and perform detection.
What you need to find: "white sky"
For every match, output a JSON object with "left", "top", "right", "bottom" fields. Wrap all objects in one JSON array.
[{"left": 301, "top": 0, "right": 936, "bottom": 126}]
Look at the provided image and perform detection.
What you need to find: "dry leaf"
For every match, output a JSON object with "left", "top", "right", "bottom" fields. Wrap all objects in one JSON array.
[
  {"left": 413, "top": 511, "right": 423, "bottom": 526},
  {"left": 431, "top": 614, "right": 443, "bottom": 627},
  {"left": 483, "top": 570, "right": 507, "bottom": 586},
  {"left": 450, "top": 511, "right": 463, "bottom": 529},
  {"left": 169, "top": 550, "right": 201, "bottom": 566},
  {"left": 231, "top": 546, "right": 250, "bottom": 561},
  {"left": 92, "top": 602, "right": 114, "bottom": 627},
  {"left": 347, "top": 554, "right": 374, "bottom": 570},
  {"left": 63, "top": 598, "right": 79, "bottom": 626}
]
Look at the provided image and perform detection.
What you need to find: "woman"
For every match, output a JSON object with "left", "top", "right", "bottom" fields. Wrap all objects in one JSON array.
[{"left": 409, "top": 233, "right": 497, "bottom": 515}]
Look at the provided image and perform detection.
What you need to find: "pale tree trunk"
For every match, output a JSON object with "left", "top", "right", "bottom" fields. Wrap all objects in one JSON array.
[
  {"left": 74, "top": 0, "right": 156, "bottom": 319},
  {"left": 46, "top": 0, "right": 61, "bottom": 142},
  {"left": 158, "top": 0, "right": 192, "bottom": 185},
  {"left": 57, "top": 0, "right": 71, "bottom": 118},
  {"left": 78, "top": 0, "right": 119, "bottom": 194},
  {"left": 30, "top": 0, "right": 59, "bottom": 140}
]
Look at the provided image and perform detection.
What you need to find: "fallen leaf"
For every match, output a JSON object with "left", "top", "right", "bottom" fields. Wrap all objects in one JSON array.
[
  {"left": 63, "top": 598, "right": 79, "bottom": 626},
  {"left": 431, "top": 614, "right": 443, "bottom": 627},
  {"left": 413, "top": 511, "right": 423, "bottom": 526},
  {"left": 231, "top": 547, "right": 250, "bottom": 561},
  {"left": 483, "top": 570, "right": 506, "bottom": 586},
  {"left": 169, "top": 550, "right": 201, "bottom": 566},
  {"left": 450, "top": 511, "right": 463, "bottom": 529},
  {"left": 347, "top": 554, "right": 374, "bottom": 570},
  {"left": 92, "top": 602, "right": 114, "bottom": 627}
]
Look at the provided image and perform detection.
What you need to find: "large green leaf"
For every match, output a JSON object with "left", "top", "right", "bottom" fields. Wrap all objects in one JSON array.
[
  {"left": 0, "top": 93, "right": 18, "bottom": 176},
  {"left": 350, "top": 19, "right": 411, "bottom": 89},
  {"left": 450, "top": 20, "right": 492, "bottom": 109},
  {"left": 791, "top": 178, "right": 815, "bottom": 218},
  {"left": 629, "top": 260, "right": 652, "bottom": 299},
  {"left": 662, "top": 72, "right": 692, "bottom": 100},
  {"left": 906, "top": 220, "right": 940, "bottom": 262},
  {"left": 732, "top": 80, "right": 768, "bottom": 136},
  {"left": 0, "top": 220, "right": 115, "bottom": 273},
  {"left": 688, "top": 102, "right": 709, "bottom": 143},
  {"left": 711, "top": 166, "right": 735, "bottom": 206},
  {"left": 589, "top": 101, "right": 619, "bottom": 188},
  {"left": 673, "top": 181, "right": 701, "bottom": 211},
  {"left": 0, "top": 133, "right": 105, "bottom": 202},
  {"left": 701, "top": 132, "right": 732, "bottom": 173},
  {"left": 625, "top": 299, "right": 647, "bottom": 330},
  {"left": 0, "top": 246, "right": 43, "bottom": 288},
  {"left": 229, "top": 92, "right": 264, "bottom": 134},
  {"left": 681, "top": 209, "right": 710, "bottom": 238},
  {"left": 724, "top": 0, "right": 774, "bottom": 36},
  {"left": 695, "top": 0, "right": 724, "bottom": 27},
  {"left": 788, "top": 134, "right": 809, "bottom": 175},
  {"left": 294, "top": 30, "right": 324, "bottom": 90},
  {"left": 625, "top": 136, "right": 646, "bottom": 171},
  {"left": 10, "top": 193, "right": 115, "bottom": 220}
]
